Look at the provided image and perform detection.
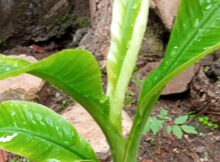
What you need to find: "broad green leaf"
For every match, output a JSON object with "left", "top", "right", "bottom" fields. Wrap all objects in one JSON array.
[
  {"left": 181, "top": 125, "right": 198, "bottom": 134},
  {"left": 0, "top": 101, "right": 98, "bottom": 162},
  {"left": 174, "top": 115, "right": 188, "bottom": 125},
  {"left": 138, "top": 0, "right": 220, "bottom": 116},
  {"left": 143, "top": 120, "right": 151, "bottom": 134},
  {"left": 149, "top": 117, "right": 163, "bottom": 135},
  {"left": 172, "top": 125, "right": 183, "bottom": 139},
  {"left": 166, "top": 126, "right": 172, "bottom": 134},
  {"left": 106, "top": 0, "right": 150, "bottom": 129},
  {"left": 0, "top": 49, "right": 109, "bottom": 126}
]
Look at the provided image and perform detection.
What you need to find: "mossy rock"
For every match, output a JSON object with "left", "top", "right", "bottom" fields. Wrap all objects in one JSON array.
[{"left": 0, "top": 0, "right": 91, "bottom": 49}]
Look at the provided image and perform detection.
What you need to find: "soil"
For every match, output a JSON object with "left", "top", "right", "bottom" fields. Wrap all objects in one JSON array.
[{"left": 137, "top": 99, "right": 220, "bottom": 162}]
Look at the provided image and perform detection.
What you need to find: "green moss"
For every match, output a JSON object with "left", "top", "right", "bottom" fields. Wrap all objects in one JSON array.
[
  {"left": 76, "top": 17, "right": 91, "bottom": 28},
  {"left": 57, "top": 12, "right": 70, "bottom": 25}
]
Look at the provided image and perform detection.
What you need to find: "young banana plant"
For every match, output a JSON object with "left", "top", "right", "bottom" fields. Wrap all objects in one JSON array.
[{"left": 0, "top": 0, "right": 220, "bottom": 162}]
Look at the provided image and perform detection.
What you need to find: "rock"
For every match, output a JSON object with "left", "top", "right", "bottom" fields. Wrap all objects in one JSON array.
[
  {"left": 162, "top": 65, "right": 199, "bottom": 95},
  {"left": 138, "top": 62, "right": 161, "bottom": 77},
  {"left": 79, "top": 0, "right": 112, "bottom": 61},
  {"left": 0, "top": 0, "right": 91, "bottom": 49},
  {"left": 139, "top": 11, "right": 166, "bottom": 57},
  {"left": 0, "top": 150, "right": 7, "bottom": 162},
  {"left": 79, "top": 0, "right": 167, "bottom": 61},
  {"left": 62, "top": 104, "right": 132, "bottom": 161},
  {"left": 89, "top": 0, "right": 96, "bottom": 22},
  {"left": 195, "top": 146, "right": 206, "bottom": 153},
  {"left": 213, "top": 62, "right": 220, "bottom": 77},
  {"left": 151, "top": 0, "right": 179, "bottom": 30},
  {"left": 138, "top": 62, "right": 199, "bottom": 95},
  {"left": 0, "top": 55, "right": 45, "bottom": 101}
]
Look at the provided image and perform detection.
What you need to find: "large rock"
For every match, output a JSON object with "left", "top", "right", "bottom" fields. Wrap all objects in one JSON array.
[
  {"left": 62, "top": 104, "right": 132, "bottom": 160},
  {"left": 162, "top": 65, "right": 199, "bottom": 95},
  {"left": 138, "top": 62, "right": 199, "bottom": 95},
  {"left": 79, "top": 0, "right": 112, "bottom": 60},
  {"left": 0, "top": 55, "right": 44, "bottom": 101},
  {"left": 139, "top": 11, "right": 166, "bottom": 58},
  {"left": 79, "top": 0, "right": 167, "bottom": 62},
  {"left": 151, "top": 0, "right": 179, "bottom": 30},
  {"left": 0, "top": 0, "right": 91, "bottom": 49}
]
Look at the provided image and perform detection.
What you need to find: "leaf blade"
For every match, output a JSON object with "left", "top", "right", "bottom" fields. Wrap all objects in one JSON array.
[
  {"left": 181, "top": 125, "right": 198, "bottom": 134},
  {"left": 0, "top": 101, "right": 98, "bottom": 162},
  {"left": 0, "top": 49, "right": 109, "bottom": 125},
  {"left": 172, "top": 125, "right": 183, "bottom": 139},
  {"left": 166, "top": 126, "right": 172, "bottom": 134},
  {"left": 150, "top": 117, "right": 163, "bottom": 135},
  {"left": 139, "top": 0, "right": 220, "bottom": 116},
  {"left": 174, "top": 115, "right": 188, "bottom": 125}
]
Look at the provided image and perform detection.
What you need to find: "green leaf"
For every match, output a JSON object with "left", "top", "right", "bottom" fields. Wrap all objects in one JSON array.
[
  {"left": 160, "top": 108, "right": 168, "bottom": 117},
  {"left": 166, "top": 126, "right": 172, "bottom": 134},
  {"left": 143, "top": 119, "right": 151, "bottom": 134},
  {"left": 138, "top": 0, "right": 220, "bottom": 116},
  {"left": 0, "top": 101, "right": 98, "bottom": 162},
  {"left": 149, "top": 117, "right": 163, "bottom": 135},
  {"left": 158, "top": 108, "right": 170, "bottom": 120},
  {"left": 172, "top": 125, "right": 183, "bottom": 139},
  {"left": 0, "top": 49, "right": 109, "bottom": 128},
  {"left": 181, "top": 125, "right": 198, "bottom": 134},
  {"left": 174, "top": 115, "right": 188, "bottom": 125},
  {"left": 106, "top": 0, "right": 150, "bottom": 128},
  {"left": 143, "top": 117, "right": 163, "bottom": 134}
]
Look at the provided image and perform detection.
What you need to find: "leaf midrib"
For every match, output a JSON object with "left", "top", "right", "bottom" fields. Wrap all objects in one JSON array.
[{"left": 0, "top": 128, "right": 86, "bottom": 159}]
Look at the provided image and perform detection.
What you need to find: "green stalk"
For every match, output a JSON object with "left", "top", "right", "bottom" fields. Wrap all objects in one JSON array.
[
  {"left": 123, "top": 93, "right": 161, "bottom": 162},
  {"left": 99, "top": 119, "right": 125, "bottom": 162},
  {"left": 83, "top": 101, "right": 126, "bottom": 162},
  {"left": 105, "top": 129, "right": 126, "bottom": 162}
]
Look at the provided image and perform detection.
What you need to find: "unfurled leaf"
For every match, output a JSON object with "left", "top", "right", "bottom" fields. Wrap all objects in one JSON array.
[
  {"left": 181, "top": 125, "right": 198, "bottom": 134},
  {"left": 174, "top": 115, "right": 188, "bottom": 125},
  {"left": 138, "top": 0, "right": 220, "bottom": 117},
  {"left": 172, "top": 125, "right": 183, "bottom": 139},
  {"left": 0, "top": 101, "right": 98, "bottom": 162},
  {"left": 0, "top": 49, "right": 109, "bottom": 126}
]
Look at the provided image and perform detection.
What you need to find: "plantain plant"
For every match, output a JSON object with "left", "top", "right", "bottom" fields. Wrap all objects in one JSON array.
[{"left": 0, "top": 0, "right": 220, "bottom": 162}]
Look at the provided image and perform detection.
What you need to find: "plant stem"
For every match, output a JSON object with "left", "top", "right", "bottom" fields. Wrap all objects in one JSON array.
[
  {"left": 92, "top": 112, "right": 125, "bottom": 162},
  {"left": 79, "top": 98, "right": 126, "bottom": 162},
  {"left": 123, "top": 93, "right": 161, "bottom": 162},
  {"left": 104, "top": 127, "right": 126, "bottom": 162},
  {"left": 123, "top": 117, "right": 144, "bottom": 162}
]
